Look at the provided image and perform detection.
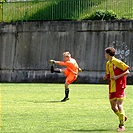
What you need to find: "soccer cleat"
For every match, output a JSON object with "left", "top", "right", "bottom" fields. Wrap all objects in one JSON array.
[
  {"left": 51, "top": 65, "right": 54, "bottom": 73},
  {"left": 117, "top": 126, "right": 125, "bottom": 132},
  {"left": 61, "top": 98, "right": 69, "bottom": 102},
  {"left": 119, "top": 114, "right": 127, "bottom": 125},
  {"left": 119, "top": 115, "right": 127, "bottom": 126}
]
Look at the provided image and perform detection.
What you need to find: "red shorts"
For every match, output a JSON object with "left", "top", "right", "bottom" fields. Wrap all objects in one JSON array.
[
  {"left": 63, "top": 68, "right": 77, "bottom": 84},
  {"left": 109, "top": 89, "right": 125, "bottom": 100}
]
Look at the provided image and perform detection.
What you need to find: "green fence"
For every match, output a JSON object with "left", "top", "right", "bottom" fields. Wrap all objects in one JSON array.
[{"left": 0, "top": 0, "right": 133, "bottom": 22}]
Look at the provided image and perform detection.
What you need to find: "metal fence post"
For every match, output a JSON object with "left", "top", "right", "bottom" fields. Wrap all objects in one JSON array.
[
  {"left": 102, "top": 0, "right": 107, "bottom": 20},
  {"left": 2, "top": 2, "right": 4, "bottom": 22},
  {"left": 52, "top": 2, "right": 53, "bottom": 20},
  {"left": 0, "top": 2, "right": 3, "bottom": 22},
  {"left": 105, "top": 0, "right": 107, "bottom": 13}
]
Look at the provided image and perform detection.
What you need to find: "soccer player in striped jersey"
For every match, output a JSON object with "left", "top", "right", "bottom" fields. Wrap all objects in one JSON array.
[
  {"left": 50, "top": 52, "right": 82, "bottom": 102},
  {"left": 103, "top": 47, "right": 130, "bottom": 132}
]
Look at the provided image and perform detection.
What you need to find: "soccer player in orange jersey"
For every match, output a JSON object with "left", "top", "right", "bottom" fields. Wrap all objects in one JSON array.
[
  {"left": 50, "top": 52, "right": 82, "bottom": 102},
  {"left": 103, "top": 47, "right": 130, "bottom": 132}
]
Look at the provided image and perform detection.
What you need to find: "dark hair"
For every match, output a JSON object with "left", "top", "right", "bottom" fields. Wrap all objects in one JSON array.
[{"left": 105, "top": 47, "right": 115, "bottom": 56}]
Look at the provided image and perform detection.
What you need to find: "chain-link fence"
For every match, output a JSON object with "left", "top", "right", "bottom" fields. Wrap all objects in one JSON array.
[{"left": 0, "top": 0, "right": 133, "bottom": 22}]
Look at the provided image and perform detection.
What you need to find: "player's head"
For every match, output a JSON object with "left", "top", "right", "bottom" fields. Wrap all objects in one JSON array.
[
  {"left": 63, "top": 52, "right": 71, "bottom": 61},
  {"left": 105, "top": 47, "right": 115, "bottom": 60}
]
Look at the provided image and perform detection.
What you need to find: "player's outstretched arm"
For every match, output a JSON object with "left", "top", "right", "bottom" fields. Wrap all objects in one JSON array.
[
  {"left": 50, "top": 59, "right": 56, "bottom": 64},
  {"left": 50, "top": 59, "right": 59, "bottom": 64}
]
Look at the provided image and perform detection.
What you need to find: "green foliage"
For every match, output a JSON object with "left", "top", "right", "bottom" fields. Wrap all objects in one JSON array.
[
  {"left": 83, "top": 10, "right": 117, "bottom": 20},
  {"left": 1, "top": 0, "right": 6, "bottom": 2},
  {"left": 1, "top": 84, "right": 133, "bottom": 133}
]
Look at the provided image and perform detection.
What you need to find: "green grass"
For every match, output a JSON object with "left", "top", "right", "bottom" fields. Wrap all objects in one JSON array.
[
  {"left": 0, "top": 84, "right": 133, "bottom": 133},
  {"left": 0, "top": 0, "right": 133, "bottom": 22}
]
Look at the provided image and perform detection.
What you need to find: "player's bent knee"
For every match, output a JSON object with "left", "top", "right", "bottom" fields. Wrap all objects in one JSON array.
[
  {"left": 111, "top": 106, "right": 117, "bottom": 112},
  {"left": 117, "top": 104, "right": 123, "bottom": 110}
]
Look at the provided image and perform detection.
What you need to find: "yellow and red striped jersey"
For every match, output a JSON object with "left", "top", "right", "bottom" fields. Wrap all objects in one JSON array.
[{"left": 106, "top": 57, "right": 129, "bottom": 93}]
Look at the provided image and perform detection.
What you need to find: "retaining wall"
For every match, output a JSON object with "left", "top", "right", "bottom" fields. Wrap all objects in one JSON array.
[{"left": 0, "top": 21, "right": 132, "bottom": 84}]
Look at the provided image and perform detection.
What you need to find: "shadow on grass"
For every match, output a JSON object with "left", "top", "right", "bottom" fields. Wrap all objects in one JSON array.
[
  {"left": 45, "top": 100, "right": 61, "bottom": 103},
  {"left": 69, "top": 129, "right": 112, "bottom": 132},
  {"left": 23, "top": 0, "right": 107, "bottom": 21},
  {"left": 27, "top": 100, "right": 61, "bottom": 103}
]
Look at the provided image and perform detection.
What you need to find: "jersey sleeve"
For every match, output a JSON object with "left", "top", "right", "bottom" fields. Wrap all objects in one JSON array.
[
  {"left": 114, "top": 60, "right": 129, "bottom": 71},
  {"left": 106, "top": 62, "right": 110, "bottom": 74},
  {"left": 57, "top": 59, "right": 79, "bottom": 74},
  {"left": 106, "top": 62, "right": 110, "bottom": 78},
  {"left": 57, "top": 61, "right": 71, "bottom": 67}
]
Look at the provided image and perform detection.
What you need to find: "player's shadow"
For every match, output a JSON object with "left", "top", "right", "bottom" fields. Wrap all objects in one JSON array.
[
  {"left": 70, "top": 129, "right": 112, "bottom": 132},
  {"left": 27, "top": 100, "right": 61, "bottom": 103},
  {"left": 45, "top": 100, "right": 61, "bottom": 103}
]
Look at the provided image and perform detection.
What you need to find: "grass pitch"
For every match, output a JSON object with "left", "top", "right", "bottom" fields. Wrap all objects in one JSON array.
[{"left": 0, "top": 84, "right": 133, "bottom": 133}]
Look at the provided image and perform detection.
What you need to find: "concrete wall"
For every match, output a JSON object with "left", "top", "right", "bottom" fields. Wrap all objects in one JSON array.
[{"left": 0, "top": 21, "right": 133, "bottom": 84}]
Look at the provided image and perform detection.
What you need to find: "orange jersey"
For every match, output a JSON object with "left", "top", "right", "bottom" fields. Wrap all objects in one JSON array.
[{"left": 57, "top": 58, "right": 79, "bottom": 75}]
